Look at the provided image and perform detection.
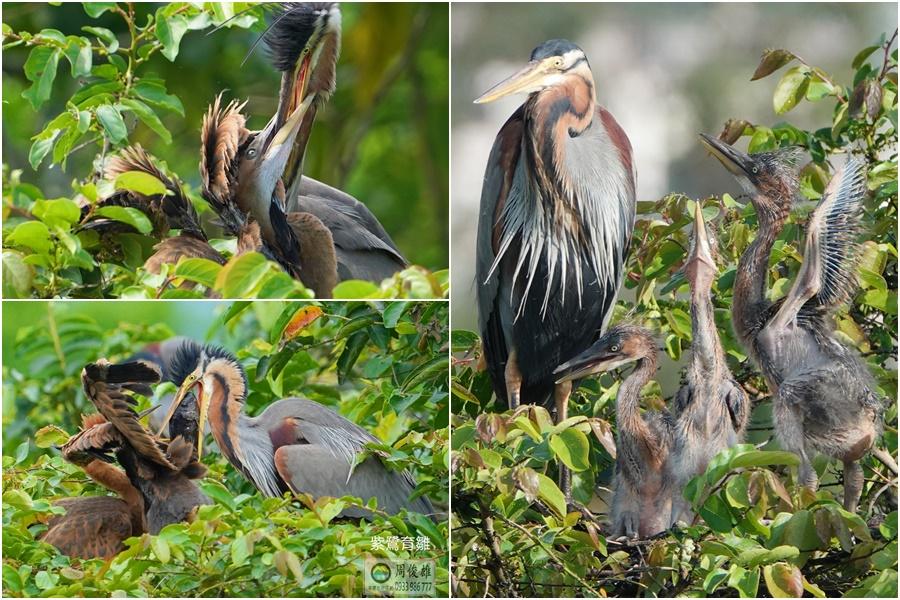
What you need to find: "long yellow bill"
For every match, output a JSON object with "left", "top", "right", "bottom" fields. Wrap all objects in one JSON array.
[{"left": 474, "top": 60, "right": 547, "bottom": 104}]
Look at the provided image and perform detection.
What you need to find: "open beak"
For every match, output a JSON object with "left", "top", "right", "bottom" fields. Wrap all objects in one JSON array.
[
  {"left": 474, "top": 60, "right": 551, "bottom": 104},
  {"left": 554, "top": 349, "right": 626, "bottom": 383},
  {"left": 699, "top": 133, "right": 756, "bottom": 179},
  {"left": 254, "top": 93, "right": 315, "bottom": 189},
  {"left": 156, "top": 372, "right": 210, "bottom": 460},
  {"left": 684, "top": 203, "right": 716, "bottom": 279}
]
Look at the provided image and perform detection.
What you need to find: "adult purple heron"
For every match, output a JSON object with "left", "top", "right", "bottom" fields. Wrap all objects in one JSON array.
[
  {"left": 155, "top": 340, "right": 435, "bottom": 520},
  {"left": 700, "top": 135, "right": 883, "bottom": 511},
  {"left": 474, "top": 39, "right": 636, "bottom": 500},
  {"left": 237, "top": 2, "right": 408, "bottom": 284}
]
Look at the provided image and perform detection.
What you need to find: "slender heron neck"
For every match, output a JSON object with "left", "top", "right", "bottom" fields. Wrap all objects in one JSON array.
[
  {"left": 733, "top": 191, "right": 790, "bottom": 343},
  {"left": 689, "top": 278, "right": 725, "bottom": 373},
  {"left": 615, "top": 355, "right": 661, "bottom": 460},
  {"left": 523, "top": 70, "right": 596, "bottom": 192}
]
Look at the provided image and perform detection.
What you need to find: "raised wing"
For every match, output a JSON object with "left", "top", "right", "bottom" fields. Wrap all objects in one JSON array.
[
  {"left": 81, "top": 360, "right": 174, "bottom": 470},
  {"left": 199, "top": 94, "right": 252, "bottom": 236},
  {"left": 769, "top": 159, "right": 867, "bottom": 330}
]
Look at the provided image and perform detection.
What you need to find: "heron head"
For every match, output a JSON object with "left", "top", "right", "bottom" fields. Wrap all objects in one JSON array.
[
  {"left": 235, "top": 94, "right": 315, "bottom": 211},
  {"left": 554, "top": 325, "right": 657, "bottom": 383},
  {"left": 265, "top": 2, "right": 341, "bottom": 194},
  {"left": 474, "top": 39, "right": 590, "bottom": 104},
  {"left": 157, "top": 341, "right": 246, "bottom": 461},
  {"left": 683, "top": 202, "right": 718, "bottom": 290},
  {"left": 699, "top": 134, "right": 801, "bottom": 216}
]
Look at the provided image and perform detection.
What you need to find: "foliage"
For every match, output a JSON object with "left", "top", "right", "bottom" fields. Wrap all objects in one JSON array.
[
  {"left": 1, "top": 2, "right": 449, "bottom": 298},
  {"left": 450, "top": 33, "right": 898, "bottom": 597},
  {"left": 2, "top": 300, "right": 449, "bottom": 597}
]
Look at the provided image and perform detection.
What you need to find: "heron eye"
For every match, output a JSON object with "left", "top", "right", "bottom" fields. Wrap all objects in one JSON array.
[
  {"left": 610, "top": 344, "right": 619, "bottom": 352},
  {"left": 554, "top": 57, "right": 564, "bottom": 69},
  {"left": 752, "top": 165, "right": 759, "bottom": 174},
  {"left": 247, "top": 148, "right": 257, "bottom": 158}
]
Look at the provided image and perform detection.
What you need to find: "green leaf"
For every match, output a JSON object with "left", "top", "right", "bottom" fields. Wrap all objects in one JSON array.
[
  {"left": 34, "top": 425, "right": 70, "bottom": 448},
  {"left": 332, "top": 279, "right": 379, "bottom": 298},
  {"left": 155, "top": 10, "right": 189, "bottom": 62},
  {"left": 150, "top": 536, "right": 170, "bottom": 564},
  {"left": 852, "top": 45, "right": 880, "bottom": 69},
  {"left": 2, "top": 251, "right": 34, "bottom": 298},
  {"left": 114, "top": 170, "right": 168, "bottom": 196},
  {"left": 751, "top": 49, "right": 796, "bottom": 80},
  {"left": 119, "top": 98, "right": 171, "bottom": 144},
  {"left": 32, "top": 198, "right": 81, "bottom": 227},
  {"left": 729, "top": 450, "right": 800, "bottom": 468},
  {"left": 82, "top": 2, "right": 117, "bottom": 18},
  {"left": 215, "top": 252, "right": 271, "bottom": 298},
  {"left": 700, "top": 493, "right": 734, "bottom": 533},
  {"left": 230, "top": 534, "right": 251, "bottom": 567},
  {"left": 174, "top": 258, "right": 222, "bottom": 288},
  {"left": 728, "top": 564, "right": 760, "bottom": 598},
  {"left": 548, "top": 428, "right": 590, "bottom": 472},
  {"left": 29, "top": 130, "right": 60, "bottom": 170},
  {"left": 95, "top": 104, "right": 127, "bottom": 143},
  {"left": 63, "top": 36, "right": 92, "bottom": 77},
  {"left": 133, "top": 81, "right": 184, "bottom": 116},
  {"left": 7, "top": 221, "right": 51, "bottom": 253},
  {"left": 535, "top": 472, "right": 567, "bottom": 517},
  {"left": 382, "top": 301, "right": 409, "bottom": 328},
  {"left": 95, "top": 206, "right": 153, "bottom": 234},
  {"left": 773, "top": 66, "right": 810, "bottom": 114},
  {"left": 81, "top": 25, "right": 118, "bottom": 53},
  {"left": 22, "top": 46, "right": 61, "bottom": 110}
]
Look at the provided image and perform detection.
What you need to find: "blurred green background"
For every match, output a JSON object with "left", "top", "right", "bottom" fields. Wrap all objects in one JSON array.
[{"left": 2, "top": 2, "right": 449, "bottom": 269}]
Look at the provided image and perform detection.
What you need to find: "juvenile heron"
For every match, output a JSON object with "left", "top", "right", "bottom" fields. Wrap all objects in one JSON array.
[
  {"left": 555, "top": 325, "right": 673, "bottom": 538},
  {"left": 475, "top": 39, "right": 636, "bottom": 500},
  {"left": 156, "top": 340, "right": 435, "bottom": 519},
  {"left": 668, "top": 204, "right": 749, "bottom": 524},
  {"left": 42, "top": 360, "right": 208, "bottom": 558},
  {"left": 700, "top": 135, "right": 882, "bottom": 511}
]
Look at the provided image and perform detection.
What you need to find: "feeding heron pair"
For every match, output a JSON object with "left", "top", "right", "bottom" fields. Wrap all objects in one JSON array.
[
  {"left": 81, "top": 3, "right": 406, "bottom": 297},
  {"left": 474, "top": 38, "right": 887, "bottom": 517}
]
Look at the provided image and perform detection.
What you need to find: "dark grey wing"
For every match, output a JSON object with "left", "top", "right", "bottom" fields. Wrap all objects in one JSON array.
[
  {"left": 291, "top": 176, "right": 407, "bottom": 281},
  {"left": 770, "top": 158, "right": 867, "bottom": 331},
  {"left": 476, "top": 107, "right": 525, "bottom": 405}
]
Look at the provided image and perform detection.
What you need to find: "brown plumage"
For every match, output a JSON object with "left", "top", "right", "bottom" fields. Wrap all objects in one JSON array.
[
  {"left": 41, "top": 360, "right": 210, "bottom": 559},
  {"left": 198, "top": 94, "right": 338, "bottom": 297},
  {"left": 555, "top": 325, "right": 674, "bottom": 539}
]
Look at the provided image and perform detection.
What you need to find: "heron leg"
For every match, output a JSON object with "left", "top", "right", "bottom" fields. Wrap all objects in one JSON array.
[
  {"left": 555, "top": 380, "right": 573, "bottom": 504},
  {"left": 842, "top": 460, "right": 863, "bottom": 512},
  {"left": 504, "top": 350, "right": 522, "bottom": 410}
]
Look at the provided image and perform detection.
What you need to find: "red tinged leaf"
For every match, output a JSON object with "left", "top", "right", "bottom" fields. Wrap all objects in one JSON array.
[
  {"left": 751, "top": 49, "right": 797, "bottom": 81},
  {"left": 282, "top": 305, "right": 323, "bottom": 340}
]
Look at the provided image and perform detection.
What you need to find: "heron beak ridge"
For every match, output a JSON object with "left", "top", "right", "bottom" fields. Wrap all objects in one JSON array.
[
  {"left": 196, "top": 381, "right": 210, "bottom": 461},
  {"left": 698, "top": 133, "right": 755, "bottom": 179},
  {"left": 684, "top": 202, "right": 716, "bottom": 279},
  {"left": 474, "top": 60, "right": 550, "bottom": 104},
  {"left": 157, "top": 370, "right": 200, "bottom": 437}
]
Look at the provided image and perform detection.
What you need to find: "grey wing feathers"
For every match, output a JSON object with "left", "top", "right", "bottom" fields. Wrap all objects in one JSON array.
[
  {"left": 806, "top": 158, "right": 867, "bottom": 309},
  {"left": 291, "top": 176, "right": 407, "bottom": 280}
]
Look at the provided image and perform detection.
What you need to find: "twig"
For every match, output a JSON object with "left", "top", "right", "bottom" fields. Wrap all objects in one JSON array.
[{"left": 495, "top": 514, "right": 601, "bottom": 597}]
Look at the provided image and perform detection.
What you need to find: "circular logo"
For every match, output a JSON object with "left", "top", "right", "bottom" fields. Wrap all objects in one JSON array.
[{"left": 370, "top": 562, "right": 391, "bottom": 584}]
